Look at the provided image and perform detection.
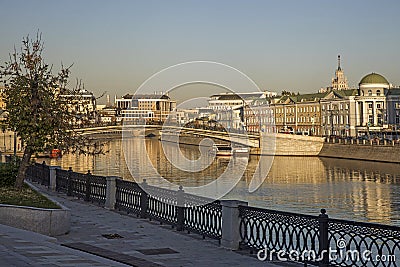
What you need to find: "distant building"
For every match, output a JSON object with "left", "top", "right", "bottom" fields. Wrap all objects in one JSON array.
[
  {"left": 0, "top": 86, "right": 5, "bottom": 110},
  {"left": 331, "top": 55, "right": 349, "bottom": 90},
  {"left": 60, "top": 89, "right": 98, "bottom": 125},
  {"left": 208, "top": 91, "right": 277, "bottom": 131},
  {"left": 354, "top": 73, "right": 390, "bottom": 136},
  {"left": 319, "top": 55, "right": 349, "bottom": 93},
  {"left": 208, "top": 91, "right": 277, "bottom": 111},
  {"left": 175, "top": 108, "right": 200, "bottom": 125},
  {"left": 272, "top": 93, "right": 325, "bottom": 135},
  {"left": 115, "top": 93, "right": 176, "bottom": 123},
  {"left": 320, "top": 89, "right": 358, "bottom": 136}
]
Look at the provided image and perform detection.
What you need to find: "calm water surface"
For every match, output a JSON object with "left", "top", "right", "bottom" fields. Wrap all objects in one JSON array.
[{"left": 45, "top": 138, "right": 400, "bottom": 226}]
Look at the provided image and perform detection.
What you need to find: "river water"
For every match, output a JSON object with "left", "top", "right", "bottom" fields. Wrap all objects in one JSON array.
[{"left": 44, "top": 137, "right": 400, "bottom": 226}]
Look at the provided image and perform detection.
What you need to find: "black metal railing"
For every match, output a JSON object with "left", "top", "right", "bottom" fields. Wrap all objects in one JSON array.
[
  {"left": 55, "top": 168, "right": 70, "bottom": 194},
  {"left": 26, "top": 164, "right": 400, "bottom": 267},
  {"left": 26, "top": 162, "right": 50, "bottom": 186},
  {"left": 328, "top": 218, "right": 400, "bottom": 267},
  {"left": 239, "top": 207, "right": 400, "bottom": 266},
  {"left": 86, "top": 173, "right": 107, "bottom": 205},
  {"left": 115, "top": 179, "right": 144, "bottom": 216},
  {"left": 184, "top": 199, "right": 222, "bottom": 240},
  {"left": 146, "top": 185, "right": 178, "bottom": 226},
  {"left": 239, "top": 205, "right": 321, "bottom": 265}
]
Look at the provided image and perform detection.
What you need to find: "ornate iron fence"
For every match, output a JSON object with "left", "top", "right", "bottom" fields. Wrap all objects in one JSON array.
[
  {"left": 115, "top": 179, "right": 143, "bottom": 216},
  {"left": 26, "top": 162, "right": 50, "bottom": 186},
  {"left": 87, "top": 174, "right": 107, "bottom": 205},
  {"left": 184, "top": 199, "right": 222, "bottom": 240},
  {"left": 68, "top": 171, "right": 87, "bottom": 200},
  {"left": 55, "top": 168, "right": 70, "bottom": 193},
  {"left": 239, "top": 205, "right": 320, "bottom": 265},
  {"left": 328, "top": 218, "right": 400, "bottom": 267},
  {"left": 26, "top": 164, "right": 400, "bottom": 266},
  {"left": 239, "top": 206, "right": 400, "bottom": 266},
  {"left": 146, "top": 185, "right": 178, "bottom": 226}
]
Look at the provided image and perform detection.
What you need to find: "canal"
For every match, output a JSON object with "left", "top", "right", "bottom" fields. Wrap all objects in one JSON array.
[{"left": 44, "top": 137, "right": 400, "bottom": 226}]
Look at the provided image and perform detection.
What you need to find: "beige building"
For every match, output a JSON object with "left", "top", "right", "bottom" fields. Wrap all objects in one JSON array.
[
  {"left": 331, "top": 55, "right": 348, "bottom": 90},
  {"left": 319, "top": 55, "right": 349, "bottom": 93},
  {"left": 0, "top": 86, "right": 5, "bottom": 110},
  {"left": 320, "top": 89, "right": 358, "bottom": 136},
  {"left": 116, "top": 93, "right": 176, "bottom": 123},
  {"left": 273, "top": 93, "right": 325, "bottom": 135}
]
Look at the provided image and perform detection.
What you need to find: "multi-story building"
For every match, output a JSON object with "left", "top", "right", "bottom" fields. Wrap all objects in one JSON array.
[
  {"left": 115, "top": 93, "right": 176, "bottom": 123},
  {"left": 243, "top": 100, "right": 275, "bottom": 133},
  {"left": 331, "top": 55, "right": 349, "bottom": 91},
  {"left": 387, "top": 88, "right": 400, "bottom": 129},
  {"left": 209, "top": 91, "right": 277, "bottom": 131},
  {"left": 273, "top": 93, "right": 325, "bottom": 135},
  {"left": 319, "top": 55, "right": 349, "bottom": 93},
  {"left": 354, "top": 73, "right": 390, "bottom": 136},
  {"left": 320, "top": 89, "right": 358, "bottom": 136},
  {"left": 208, "top": 91, "right": 277, "bottom": 111},
  {"left": 60, "top": 89, "right": 98, "bottom": 125}
]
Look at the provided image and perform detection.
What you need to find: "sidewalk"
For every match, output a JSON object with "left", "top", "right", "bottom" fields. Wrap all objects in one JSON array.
[{"left": 0, "top": 185, "right": 300, "bottom": 267}]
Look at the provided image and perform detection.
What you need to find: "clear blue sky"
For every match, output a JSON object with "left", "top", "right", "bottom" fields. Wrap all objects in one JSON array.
[{"left": 1, "top": 0, "right": 399, "bottom": 103}]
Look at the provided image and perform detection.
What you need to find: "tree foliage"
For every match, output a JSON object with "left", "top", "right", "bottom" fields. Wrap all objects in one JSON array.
[{"left": 0, "top": 33, "right": 102, "bottom": 188}]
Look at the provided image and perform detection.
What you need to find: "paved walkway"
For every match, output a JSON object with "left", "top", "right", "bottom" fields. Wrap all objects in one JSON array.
[{"left": 0, "top": 185, "right": 300, "bottom": 267}]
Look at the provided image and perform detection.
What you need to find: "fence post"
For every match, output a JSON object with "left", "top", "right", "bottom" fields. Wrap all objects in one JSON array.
[
  {"left": 220, "top": 200, "right": 248, "bottom": 250},
  {"left": 49, "top": 166, "right": 60, "bottom": 191},
  {"left": 105, "top": 176, "right": 117, "bottom": 210},
  {"left": 176, "top": 185, "right": 185, "bottom": 231},
  {"left": 85, "top": 170, "right": 91, "bottom": 202},
  {"left": 140, "top": 179, "right": 149, "bottom": 218},
  {"left": 41, "top": 161, "right": 46, "bottom": 185},
  {"left": 67, "top": 167, "right": 73, "bottom": 196},
  {"left": 318, "top": 209, "right": 329, "bottom": 267}
]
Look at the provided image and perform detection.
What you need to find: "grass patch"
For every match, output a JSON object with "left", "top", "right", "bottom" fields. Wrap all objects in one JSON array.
[{"left": 0, "top": 184, "right": 60, "bottom": 209}]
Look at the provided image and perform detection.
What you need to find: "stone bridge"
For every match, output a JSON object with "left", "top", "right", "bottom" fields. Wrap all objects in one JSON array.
[
  {"left": 76, "top": 125, "right": 325, "bottom": 155},
  {"left": 76, "top": 125, "right": 260, "bottom": 148}
]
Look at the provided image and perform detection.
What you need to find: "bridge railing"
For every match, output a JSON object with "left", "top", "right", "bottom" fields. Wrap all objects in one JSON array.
[{"left": 26, "top": 164, "right": 400, "bottom": 266}]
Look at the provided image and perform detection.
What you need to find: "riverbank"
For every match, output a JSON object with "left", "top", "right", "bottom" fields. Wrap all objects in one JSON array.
[{"left": 319, "top": 143, "right": 400, "bottom": 163}]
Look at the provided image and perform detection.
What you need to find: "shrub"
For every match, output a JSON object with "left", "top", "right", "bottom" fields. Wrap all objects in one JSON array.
[{"left": 0, "top": 162, "right": 19, "bottom": 187}]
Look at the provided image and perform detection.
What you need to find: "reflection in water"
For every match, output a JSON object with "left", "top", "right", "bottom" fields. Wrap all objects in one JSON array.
[{"left": 45, "top": 138, "right": 400, "bottom": 226}]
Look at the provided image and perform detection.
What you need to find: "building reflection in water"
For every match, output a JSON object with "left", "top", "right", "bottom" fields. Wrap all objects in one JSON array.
[{"left": 45, "top": 138, "right": 400, "bottom": 226}]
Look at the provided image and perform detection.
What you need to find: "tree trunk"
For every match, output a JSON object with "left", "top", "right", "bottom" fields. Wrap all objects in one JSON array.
[{"left": 14, "top": 147, "right": 32, "bottom": 189}]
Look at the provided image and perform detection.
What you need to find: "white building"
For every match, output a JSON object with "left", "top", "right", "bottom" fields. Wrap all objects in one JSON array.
[
  {"left": 320, "top": 89, "right": 358, "bottom": 136},
  {"left": 355, "top": 73, "right": 390, "bottom": 136},
  {"left": 61, "top": 89, "right": 97, "bottom": 124}
]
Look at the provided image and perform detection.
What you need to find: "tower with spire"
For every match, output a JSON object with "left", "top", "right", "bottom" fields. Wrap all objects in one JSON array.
[{"left": 331, "top": 55, "right": 348, "bottom": 90}]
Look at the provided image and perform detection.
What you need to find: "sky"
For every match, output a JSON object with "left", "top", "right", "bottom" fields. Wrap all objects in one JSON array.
[{"left": 1, "top": 0, "right": 400, "bottom": 104}]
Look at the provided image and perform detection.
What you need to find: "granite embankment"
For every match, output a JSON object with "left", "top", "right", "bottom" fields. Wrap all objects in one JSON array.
[{"left": 319, "top": 143, "right": 400, "bottom": 163}]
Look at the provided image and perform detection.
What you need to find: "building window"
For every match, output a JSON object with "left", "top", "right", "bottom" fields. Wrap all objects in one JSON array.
[
  {"left": 377, "top": 90, "right": 381, "bottom": 96},
  {"left": 377, "top": 103, "right": 382, "bottom": 109},
  {"left": 368, "top": 102, "right": 373, "bottom": 109},
  {"left": 368, "top": 90, "right": 372, "bottom": 96},
  {"left": 377, "top": 114, "right": 383, "bottom": 125},
  {"left": 368, "top": 115, "right": 374, "bottom": 124}
]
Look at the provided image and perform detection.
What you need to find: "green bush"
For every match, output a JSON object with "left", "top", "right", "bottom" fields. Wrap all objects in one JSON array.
[{"left": 0, "top": 162, "right": 19, "bottom": 187}]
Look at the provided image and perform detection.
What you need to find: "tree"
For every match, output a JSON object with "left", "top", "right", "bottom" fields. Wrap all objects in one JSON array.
[{"left": 0, "top": 33, "right": 102, "bottom": 189}]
